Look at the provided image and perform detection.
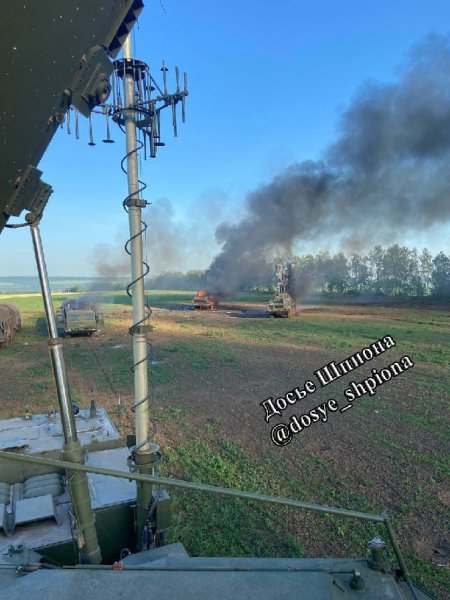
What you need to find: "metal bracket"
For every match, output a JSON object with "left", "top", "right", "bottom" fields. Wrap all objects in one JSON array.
[
  {"left": 125, "top": 198, "right": 147, "bottom": 208},
  {"left": 129, "top": 324, "right": 153, "bottom": 335},
  {"left": 69, "top": 46, "right": 113, "bottom": 117},
  {"left": 4, "top": 165, "right": 53, "bottom": 219}
]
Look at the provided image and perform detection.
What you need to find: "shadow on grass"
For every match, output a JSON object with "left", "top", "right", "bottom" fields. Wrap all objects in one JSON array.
[{"left": 35, "top": 316, "right": 49, "bottom": 337}]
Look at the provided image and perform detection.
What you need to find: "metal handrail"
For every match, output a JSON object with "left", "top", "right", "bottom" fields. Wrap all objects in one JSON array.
[{"left": 0, "top": 450, "right": 411, "bottom": 584}]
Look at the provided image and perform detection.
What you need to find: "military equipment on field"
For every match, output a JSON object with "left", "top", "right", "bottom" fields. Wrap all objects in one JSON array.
[
  {"left": 0, "top": 304, "right": 21, "bottom": 347},
  {"left": 56, "top": 299, "right": 102, "bottom": 337},
  {"left": 0, "top": 2, "right": 436, "bottom": 598},
  {"left": 193, "top": 289, "right": 217, "bottom": 310},
  {"left": 267, "top": 292, "right": 296, "bottom": 317},
  {"left": 267, "top": 262, "right": 296, "bottom": 317}
]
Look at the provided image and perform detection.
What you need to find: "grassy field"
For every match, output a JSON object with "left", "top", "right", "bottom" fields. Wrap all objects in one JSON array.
[{"left": 0, "top": 290, "right": 449, "bottom": 598}]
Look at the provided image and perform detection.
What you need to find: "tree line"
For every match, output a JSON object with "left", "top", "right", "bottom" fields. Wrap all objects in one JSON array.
[
  {"left": 288, "top": 245, "right": 449, "bottom": 297},
  {"left": 91, "top": 245, "right": 450, "bottom": 298}
]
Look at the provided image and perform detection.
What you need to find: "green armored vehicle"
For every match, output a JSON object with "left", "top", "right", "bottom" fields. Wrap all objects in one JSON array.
[
  {"left": 0, "top": 303, "right": 21, "bottom": 347},
  {"left": 57, "top": 299, "right": 102, "bottom": 337},
  {"left": 267, "top": 291, "right": 296, "bottom": 317},
  {"left": 267, "top": 263, "right": 296, "bottom": 317}
]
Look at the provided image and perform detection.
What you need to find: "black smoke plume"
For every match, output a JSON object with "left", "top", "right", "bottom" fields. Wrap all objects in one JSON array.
[{"left": 205, "top": 34, "right": 450, "bottom": 296}]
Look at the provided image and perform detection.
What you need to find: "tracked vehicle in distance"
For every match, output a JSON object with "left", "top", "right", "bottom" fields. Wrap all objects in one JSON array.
[
  {"left": 267, "top": 262, "right": 296, "bottom": 317},
  {"left": 0, "top": 2, "right": 438, "bottom": 598},
  {"left": 267, "top": 291, "right": 296, "bottom": 317}
]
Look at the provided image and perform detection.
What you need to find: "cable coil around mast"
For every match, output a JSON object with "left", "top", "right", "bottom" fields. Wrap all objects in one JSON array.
[{"left": 120, "top": 143, "right": 155, "bottom": 421}]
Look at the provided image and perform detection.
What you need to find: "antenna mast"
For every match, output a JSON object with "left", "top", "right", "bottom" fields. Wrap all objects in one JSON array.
[
  {"left": 120, "top": 34, "right": 156, "bottom": 547},
  {"left": 58, "top": 29, "right": 188, "bottom": 549},
  {"left": 111, "top": 32, "right": 188, "bottom": 548},
  {"left": 122, "top": 33, "right": 152, "bottom": 457}
]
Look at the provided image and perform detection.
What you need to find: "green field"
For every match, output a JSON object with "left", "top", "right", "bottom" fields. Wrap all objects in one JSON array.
[{"left": 0, "top": 290, "right": 449, "bottom": 598}]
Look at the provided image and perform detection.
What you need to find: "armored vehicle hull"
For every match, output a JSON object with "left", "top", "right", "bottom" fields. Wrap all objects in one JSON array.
[
  {"left": 0, "top": 304, "right": 21, "bottom": 347},
  {"left": 267, "top": 292, "right": 296, "bottom": 317}
]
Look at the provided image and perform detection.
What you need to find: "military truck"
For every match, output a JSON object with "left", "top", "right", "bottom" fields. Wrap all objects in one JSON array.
[
  {"left": 0, "top": 303, "right": 21, "bottom": 347},
  {"left": 267, "top": 263, "right": 296, "bottom": 317},
  {"left": 56, "top": 299, "right": 102, "bottom": 337}
]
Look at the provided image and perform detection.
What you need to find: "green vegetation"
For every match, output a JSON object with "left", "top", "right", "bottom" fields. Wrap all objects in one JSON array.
[
  {"left": 160, "top": 339, "right": 235, "bottom": 371},
  {"left": 166, "top": 437, "right": 305, "bottom": 557},
  {"left": 167, "top": 305, "right": 450, "bottom": 367},
  {"left": 0, "top": 291, "right": 448, "bottom": 598},
  {"left": 93, "top": 289, "right": 197, "bottom": 307},
  {"left": 404, "top": 553, "right": 450, "bottom": 595}
]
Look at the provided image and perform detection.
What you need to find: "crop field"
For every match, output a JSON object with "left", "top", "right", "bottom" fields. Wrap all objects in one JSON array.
[{"left": 0, "top": 290, "right": 449, "bottom": 598}]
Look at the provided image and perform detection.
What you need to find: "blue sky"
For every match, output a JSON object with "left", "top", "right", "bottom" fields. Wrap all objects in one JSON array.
[{"left": 2, "top": 0, "right": 450, "bottom": 276}]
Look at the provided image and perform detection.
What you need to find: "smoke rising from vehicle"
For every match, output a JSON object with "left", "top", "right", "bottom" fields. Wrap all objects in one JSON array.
[
  {"left": 92, "top": 193, "right": 226, "bottom": 278},
  {"left": 205, "top": 34, "right": 450, "bottom": 296}
]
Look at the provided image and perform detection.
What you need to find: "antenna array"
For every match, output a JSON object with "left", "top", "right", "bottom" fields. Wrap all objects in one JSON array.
[{"left": 62, "top": 58, "right": 188, "bottom": 156}]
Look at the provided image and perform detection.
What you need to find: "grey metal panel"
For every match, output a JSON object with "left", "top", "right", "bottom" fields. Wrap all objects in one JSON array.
[
  {"left": 0, "top": 557, "right": 436, "bottom": 599},
  {"left": 0, "top": 410, "right": 123, "bottom": 485},
  {"left": 0, "top": 0, "right": 143, "bottom": 230},
  {"left": 0, "top": 498, "right": 73, "bottom": 550},
  {"left": 0, "top": 409, "right": 121, "bottom": 457},
  {"left": 122, "top": 543, "right": 189, "bottom": 565},
  {"left": 0, "top": 438, "right": 29, "bottom": 451},
  {"left": 86, "top": 447, "right": 136, "bottom": 509},
  {"left": 14, "top": 494, "right": 55, "bottom": 525},
  {"left": 0, "top": 446, "right": 133, "bottom": 552}
]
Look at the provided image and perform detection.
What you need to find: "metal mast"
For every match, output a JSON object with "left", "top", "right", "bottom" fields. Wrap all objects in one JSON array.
[
  {"left": 106, "top": 31, "right": 187, "bottom": 549},
  {"left": 30, "top": 219, "right": 102, "bottom": 565},
  {"left": 122, "top": 33, "right": 151, "bottom": 456},
  {"left": 121, "top": 33, "right": 159, "bottom": 549}
]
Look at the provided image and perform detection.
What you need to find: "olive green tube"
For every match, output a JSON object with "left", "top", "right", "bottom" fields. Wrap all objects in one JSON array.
[
  {"left": 63, "top": 442, "right": 102, "bottom": 564},
  {"left": 133, "top": 449, "right": 159, "bottom": 549}
]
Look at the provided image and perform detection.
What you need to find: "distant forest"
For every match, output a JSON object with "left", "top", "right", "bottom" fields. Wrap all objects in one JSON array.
[
  {"left": 93, "top": 244, "right": 450, "bottom": 298},
  {"left": 284, "top": 245, "right": 450, "bottom": 298}
]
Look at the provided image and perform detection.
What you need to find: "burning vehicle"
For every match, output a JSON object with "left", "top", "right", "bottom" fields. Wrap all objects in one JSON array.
[{"left": 193, "top": 289, "right": 217, "bottom": 310}]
